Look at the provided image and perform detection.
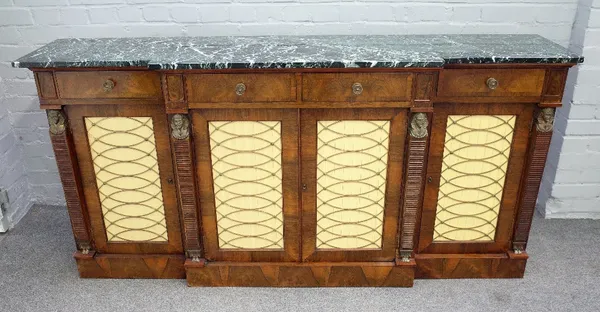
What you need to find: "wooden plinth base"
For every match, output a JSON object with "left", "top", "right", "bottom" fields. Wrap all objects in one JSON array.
[
  {"left": 72, "top": 252, "right": 528, "bottom": 283},
  {"left": 415, "top": 252, "right": 529, "bottom": 279},
  {"left": 73, "top": 251, "right": 186, "bottom": 279},
  {"left": 185, "top": 260, "right": 416, "bottom": 287}
]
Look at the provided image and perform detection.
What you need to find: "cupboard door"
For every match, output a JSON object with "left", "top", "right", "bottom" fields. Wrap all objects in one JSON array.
[
  {"left": 67, "top": 105, "right": 183, "bottom": 254},
  {"left": 301, "top": 109, "right": 407, "bottom": 262},
  {"left": 418, "top": 103, "right": 534, "bottom": 254},
  {"left": 192, "top": 109, "right": 300, "bottom": 262}
]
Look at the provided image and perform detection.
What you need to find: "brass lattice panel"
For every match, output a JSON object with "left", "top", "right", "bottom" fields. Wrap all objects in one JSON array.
[
  {"left": 434, "top": 115, "right": 516, "bottom": 242},
  {"left": 85, "top": 117, "right": 167, "bottom": 242},
  {"left": 209, "top": 121, "right": 284, "bottom": 249},
  {"left": 316, "top": 120, "right": 390, "bottom": 249}
]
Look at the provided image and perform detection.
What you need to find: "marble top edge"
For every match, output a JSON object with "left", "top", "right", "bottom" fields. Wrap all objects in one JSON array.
[{"left": 13, "top": 34, "right": 583, "bottom": 69}]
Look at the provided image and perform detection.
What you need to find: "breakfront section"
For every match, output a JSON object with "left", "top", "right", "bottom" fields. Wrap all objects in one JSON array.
[
  {"left": 412, "top": 68, "right": 565, "bottom": 279},
  {"left": 415, "top": 103, "right": 534, "bottom": 278}
]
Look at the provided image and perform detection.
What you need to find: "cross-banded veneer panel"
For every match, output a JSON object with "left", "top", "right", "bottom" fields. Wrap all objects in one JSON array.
[
  {"left": 316, "top": 120, "right": 390, "bottom": 249},
  {"left": 434, "top": 115, "right": 516, "bottom": 242},
  {"left": 209, "top": 121, "right": 284, "bottom": 249}
]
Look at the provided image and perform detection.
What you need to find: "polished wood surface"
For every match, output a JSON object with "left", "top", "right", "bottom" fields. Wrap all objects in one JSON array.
[
  {"left": 31, "top": 62, "right": 575, "bottom": 286},
  {"left": 35, "top": 71, "right": 58, "bottom": 99},
  {"left": 186, "top": 261, "right": 414, "bottom": 287},
  {"left": 302, "top": 73, "right": 412, "bottom": 102},
  {"left": 170, "top": 114, "right": 203, "bottom": 260},
  {"left": 74, "top": 252, "right": 186, "bottom": 279},
  {"left": 300, "top": 108, "right": 406, "bottom": 262},
  {"left": 49, "top": 114, "right": 92, "bottom": 253},
  {"left": 55, "top": 71, "right": 161, "bottom": 99},
  {"left": 162, "top": 74, "right": 187, "bottom": 113},
  {"left": 418, "top": 103, "right": 534, "bottom": 254},
  {"left": 415, "top": 251, "right": 528, "bottom": 279},
  {"left": 66, "top": 104, "right": 183, "bottom": 254},
  {"left": 513, "top": 108, "right": 554, "bottom": 252},
  {"left": 437, "top": 69, "right": 545, "bottom": 97},
  {"left": 186, "top": 73, "right": 297, "bottom": 103},
  {"left": 399, "top": 113, "right": 430, "bottom": 259},
  {"left": 192, "top": 109, "right": 301, "bottom": 262}
]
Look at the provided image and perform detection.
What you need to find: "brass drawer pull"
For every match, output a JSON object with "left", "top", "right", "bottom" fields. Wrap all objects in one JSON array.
[
  {"left": 235, "top": 83, "right": 246, "bottom": 96},
  {"left": 102, "top": 79, "right": 115, "bottom": 92},
  {"left": 486, "top": 77, "right": 498, "bottom": 90},
  {"left": 352, "top": 82, "right": 363, "bottom": 95}
]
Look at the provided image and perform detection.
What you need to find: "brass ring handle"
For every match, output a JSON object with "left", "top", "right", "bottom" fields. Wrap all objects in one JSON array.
[
  {"left": 352, "top": 82, "right": 363, "bottom": 95},
  {"left": 235, "top": 83, "right": 246, "bottom": 96},
  {"left": 103, "top": 79, "right": 115, "bottom": 92},
  {"left": 486, "top": 77, "right": 498, "bottom": 90}
]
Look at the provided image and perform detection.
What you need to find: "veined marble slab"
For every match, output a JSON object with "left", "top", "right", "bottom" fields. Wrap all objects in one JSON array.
[{"left": 12, "top": 34, "right": 583, "bottom": 69}]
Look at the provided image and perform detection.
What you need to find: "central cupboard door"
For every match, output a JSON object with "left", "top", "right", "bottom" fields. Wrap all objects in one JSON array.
[
  {"left": 192, "top": 109, "right": 300, "bottom": 262},
  {"left": 301, "top": 109, "right": 407, "bottom": 262}
]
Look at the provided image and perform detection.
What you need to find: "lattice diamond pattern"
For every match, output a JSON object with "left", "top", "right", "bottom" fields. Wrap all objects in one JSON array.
[
  {"left": 85, "top": 117, "right": 167, "bottom": 242},
  {"left": 316, "top": 120, "right": 390, "bottom": 249},
  {"left": 434, "top": 115, "right": 516, "bottom": 241},
  {"left": 209, "top": 121, "right": 284, "bottom": 249}
]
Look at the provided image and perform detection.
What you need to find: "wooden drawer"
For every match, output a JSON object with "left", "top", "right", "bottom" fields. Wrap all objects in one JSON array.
[
  {"left": 55, "top": 71, "right": 161, "bottom": 99},
  {"left": 302, "top": 73, "right": 412, "bottom": 102},
  {"left": 186, "top": 74, "right": 297, "bottom": 103},
  {"left": 437, "top": 69, "right": 545, "bottom": 97}
]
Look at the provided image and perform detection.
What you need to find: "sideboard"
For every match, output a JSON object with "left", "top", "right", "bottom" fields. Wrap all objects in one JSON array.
[{"left": 13, "top": 35, "right": 582, "bottom": 287}]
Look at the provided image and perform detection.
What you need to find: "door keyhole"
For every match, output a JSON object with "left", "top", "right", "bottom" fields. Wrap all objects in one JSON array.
[{"left": 302, "top": 184, "right": 307, "bottom": 191}]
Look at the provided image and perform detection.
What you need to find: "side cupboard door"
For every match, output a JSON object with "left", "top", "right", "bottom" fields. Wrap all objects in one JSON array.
[
  {"left": 300, "top": 108, "right": 407, "bottom": 262},
  {"left": 67, "top": 104, "right": 183, "bottom": 254},
  {"left": 418, "top": 103, "right": 534, "bottom": 254}
]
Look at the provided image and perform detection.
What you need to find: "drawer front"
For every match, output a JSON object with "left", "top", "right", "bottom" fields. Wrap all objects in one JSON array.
[
  {"left": 437, "top": 69, "right": 545, "bottom": 97},
  {"left": 55, "top": 71, "right": 161, "bottom": 99},
  {"left": 302, "top": 73, "right": 412, "bottom": 102},
  {"left": 186, "top": 74, "right": 297, "bottom": 103}
]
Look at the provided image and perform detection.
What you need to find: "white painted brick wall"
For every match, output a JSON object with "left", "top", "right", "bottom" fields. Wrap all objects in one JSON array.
[
  {"left": 539, "top": 0, "right": 600, "bottom": 219},
  {"left": 0, "top": 0, "right": 595, "bottom": 227},
  {"left": 0, "top": 71, "right": 30, "bottom": 230}
]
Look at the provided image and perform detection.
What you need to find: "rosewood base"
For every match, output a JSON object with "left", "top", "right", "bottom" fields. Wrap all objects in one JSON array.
[
  {"left": 415, "top": 252, "right": 529, "bottom": 279},
  {"left": 73, "top": 252, "right": 186, "bottom": 279},
  {"left": 72, "top": 252, "right": 528, "bottom": 285},
  {"left": 185, "top": 260, "right": 415, "bottom": 287}
]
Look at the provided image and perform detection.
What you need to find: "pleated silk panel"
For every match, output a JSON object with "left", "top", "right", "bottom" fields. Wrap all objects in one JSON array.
[
  {"left": 86, "top": 117, "right": 167, "bottom": 242},
  {"left": 434, "top": 115, "right": 516, "bottom": 242},
  {"left": 209, "top": 121, "right": 284, "bottom": 249},
  {"left": 316, "top": 120, "right": 390, "bottom": 249}
]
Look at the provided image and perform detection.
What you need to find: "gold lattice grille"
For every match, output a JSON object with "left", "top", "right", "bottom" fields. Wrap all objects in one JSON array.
[
  {"left": 209, "top": 121, "right": 284, "bottom": 249},
  {"left": 434, "top": 115, "right": 516, "bottom": 242},
  {"left": 85, "top": 117, "right": 167, "bottom": 242},
  {"left": 316, "top": 120, "right": 390, "bottom": 249}
]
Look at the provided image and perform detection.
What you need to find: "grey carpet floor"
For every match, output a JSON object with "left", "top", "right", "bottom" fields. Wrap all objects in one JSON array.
[{"left": 0, "top": 205, "right": 599, "bottom": 312}]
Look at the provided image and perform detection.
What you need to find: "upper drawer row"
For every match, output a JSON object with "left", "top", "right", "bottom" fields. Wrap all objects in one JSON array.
[{"left": 51, "top": 69, "right": 546, "bottom": 102}]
